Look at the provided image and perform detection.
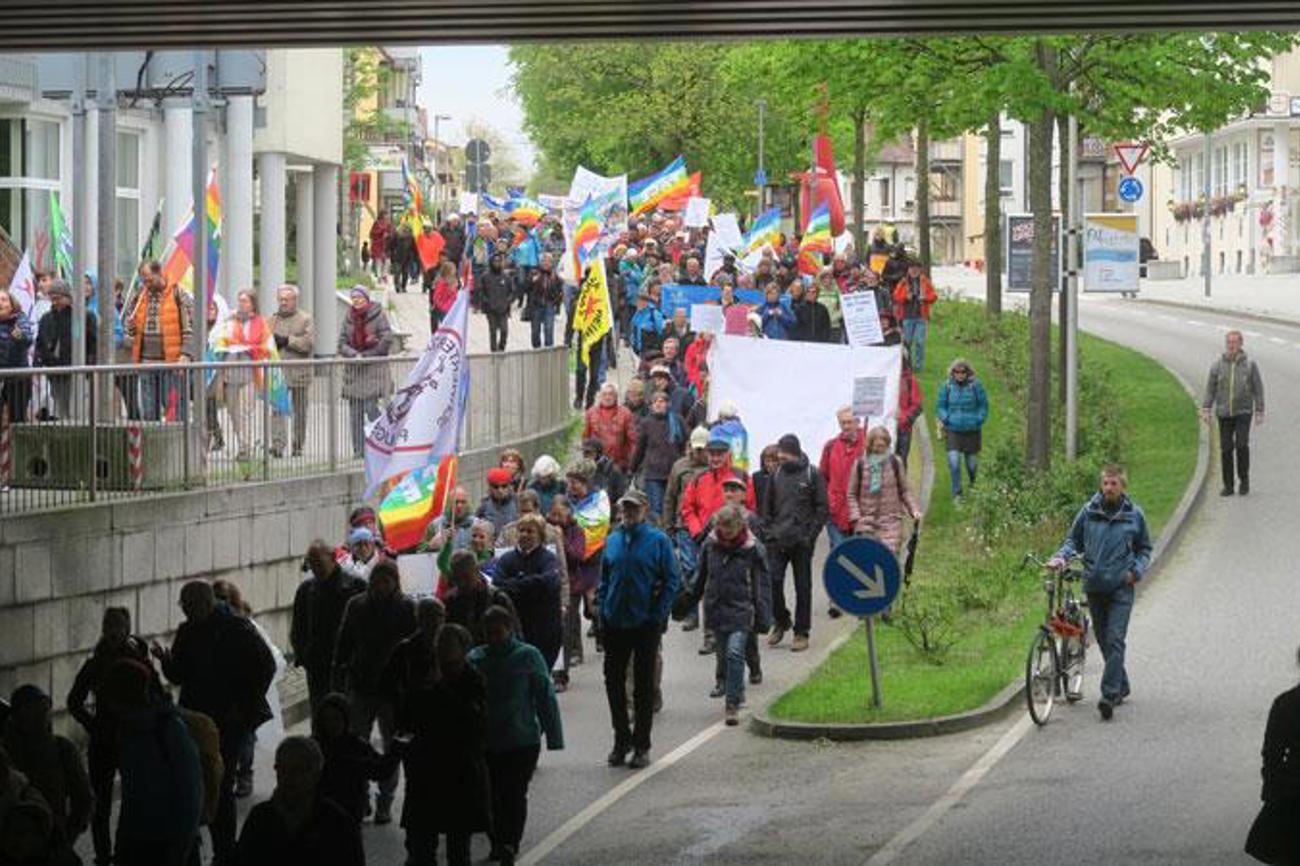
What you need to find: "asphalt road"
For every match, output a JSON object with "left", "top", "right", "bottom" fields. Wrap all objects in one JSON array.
[{"left": 85, "top": 288, "right": 1296, "bottom": 865}]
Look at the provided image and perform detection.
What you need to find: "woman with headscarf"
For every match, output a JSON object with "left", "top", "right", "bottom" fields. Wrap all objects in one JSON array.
[
  {"left": 337, "top": 286, "right": 392, "bottom": 459},
  {"left": 846, "top": 426, "right": 922, "bottom": 555}
]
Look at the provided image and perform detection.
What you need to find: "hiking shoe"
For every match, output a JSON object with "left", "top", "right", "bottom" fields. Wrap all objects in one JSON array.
[
  {"left": 749, "top": 670, "right": 763, "bottom": 686},
  {"left": 374, "top": 803, "right": 393, "bottom": 825},
  {"left": 709, "top": 681, "right": 725, "bottom": 698},
  {"left": 1239, "top": 479, "right": 1250, "bottom": 495},
  {"left": 1220, "top": 486, "right": 1235, "bottom": 497},
  {"left": 628, "top": 750, "right": 651, "bottom": 770},
  {"left": 768, "top": 626, "right": 787, "bottom": 647},
  {"left": 681, "top": 614, "right": 699, "bottom": 632},
  {"left": 791, "top": 635, "right": 810, "bottom": 652},
  {"left": 1098, "top": 699, "right": 1114, "bottom": 721},
  {"left": 828, "top": 607, "right": 843, "bottom": 619},
  {"left": 724, "top": 705, "right": 739, "bottom": 726},
  {"left": 235, "top": 775, "right": 253, "bottom": 798},
  {"left": 607, "top": 745, "right": 630, "bottom": 767},
  {"left": 700, "top": 632, "right": 716, "bottom": 655}
]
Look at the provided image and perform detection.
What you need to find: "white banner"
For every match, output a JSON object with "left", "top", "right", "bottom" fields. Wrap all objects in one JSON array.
[
  {"left": 690, "top": 303, "right": 724, "bottom": 334},
  {"left": 364, "top": 289, "right": 470, "bottom": 498},
  {"left": 711, "top": 213, "right": 744, "bottom": 251},
  {"left": 840, "top": 291, "right": 884, "bottom": 347},
  {"left": 709, "top": 335, "right": 901, "bottom": 470},
  {"left": 1082, "top": 213, "right": 1140, "bottom": 293},
  {"left": 458, "top": 193, "right": 478, "bottom": 216},
  {"left": 704, "top": 230, "right": 728, "bottom": 283},
  {"left": 683, "top": 196, "right": 711, "bottom": 228}
]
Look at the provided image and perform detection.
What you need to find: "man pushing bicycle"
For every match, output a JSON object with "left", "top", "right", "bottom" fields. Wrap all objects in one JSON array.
[{"left": 1048, "top": 465, "right": 1152, "bottom": 722}]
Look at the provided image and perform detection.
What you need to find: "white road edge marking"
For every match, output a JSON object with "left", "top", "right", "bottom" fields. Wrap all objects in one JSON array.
[
  {"left": 1268, "top": 336, "right": 1287, "bottom": 345},
  {"left": 864, "top": 714, "right": 1034, "bottom": 865},
  {"left": 518, "top": 722, "right": 727, "bottom": 865}
]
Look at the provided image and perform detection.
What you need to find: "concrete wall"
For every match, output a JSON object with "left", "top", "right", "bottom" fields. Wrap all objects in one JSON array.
[{"left": 0, "top": 412, "right": 575, "bottom": 721}]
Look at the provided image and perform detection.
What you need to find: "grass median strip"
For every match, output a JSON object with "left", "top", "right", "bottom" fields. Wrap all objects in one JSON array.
[{"left": 768, "top": 298, "right": 1198, "bottom": 725}]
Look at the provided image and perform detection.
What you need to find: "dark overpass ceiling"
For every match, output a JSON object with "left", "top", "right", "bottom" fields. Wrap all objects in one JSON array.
[{"left": 7, "top": 0, "right": 1300, "bottom": 50}]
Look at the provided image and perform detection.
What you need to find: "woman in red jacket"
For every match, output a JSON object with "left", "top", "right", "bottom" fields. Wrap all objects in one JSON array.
[
  {"left": 430, "top": 261, "right": 459, "bottom": 333},
  {"left": 897, "top": 351, "right": 924, "bottom": 467}
]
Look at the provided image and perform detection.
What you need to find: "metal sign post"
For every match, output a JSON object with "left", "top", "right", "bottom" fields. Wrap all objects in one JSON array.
[{"left": 823, "top": 537, "right": 902, "bottom": 710}]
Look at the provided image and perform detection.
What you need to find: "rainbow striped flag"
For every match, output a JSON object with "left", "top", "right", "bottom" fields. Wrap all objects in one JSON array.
[
  {"left": 570, "top": 195, "right": 603, "bottom": 278},
  {"left": 505, "top": 197, "right": 548, "bottom": 226},
  {"left": 798, "top": 203, "right": 833, "bottom": 274},
  {"left": 573, "top": 488, "right": 611, "bottom": 560},
  {"left": 401, "top": 158, "right": 424, "bottom": 231},
  {"left": 628, "top": 155, "right": 691, "bottom": 216},
  {"left": 710, "top": 418, "right": 750, "bottom": 473},
  {"left": 205, "top": 315, "right": 292, "bottom": 417},
  {"left": 744, "top": 207, "right": 782, "bottom": 255},
  {"left": 379, "top": 455, "right": 459, "bottom": 554},
  {"left": 162, "top": 169, "right": 222, "bottom": 300}
]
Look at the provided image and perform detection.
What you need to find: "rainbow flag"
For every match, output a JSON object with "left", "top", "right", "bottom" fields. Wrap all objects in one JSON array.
[
  {"left": 628, "top": 155, "right": 691, "bottom": 216},
  {"left": 657, "top": 171, "right": 702, "bottom": 213},
  {"left": 205, "top": 315, "right": 292, "bottom": 417},
  {"left": 162, "top": 169, "right": 222, "bottom": 300},
  {"left": 505, "top": 197, "right": 547, "bottom": 226},
  {"left": 798, "top": 203, "right": 833, "bottom": 274},
  {"left": 744, "top": 207, "right": 782, "bottom": 255},
  {"left": 379, "top": 455, "right": 458, "bottom": 553},
  {"left": 401, "top": 158, "right": 424, "bottom": 231},
  {"left": 573, "top": 488, "right": 611, "bottom": 560},
  {"left": 570, "top": 195, "right": 603, "bottom": 278},
  {"left": 49, "top": 191, "right": 73, "bottom": 279},
  {"left": 710, "top": 418, "right": 750, "bottom": 473}
]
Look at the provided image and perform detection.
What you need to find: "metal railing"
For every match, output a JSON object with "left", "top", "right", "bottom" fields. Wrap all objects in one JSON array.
[{"left": 0, "top": 346, "right": 570, "bottom": 514}]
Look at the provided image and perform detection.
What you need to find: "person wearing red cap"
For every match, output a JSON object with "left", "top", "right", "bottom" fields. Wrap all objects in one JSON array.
[{"left": 479, "top": 467, "right": 521, "bottom": 536}]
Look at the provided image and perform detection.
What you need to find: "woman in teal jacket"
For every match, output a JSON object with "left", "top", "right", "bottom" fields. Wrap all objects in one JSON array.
[
  {"left": 468, "top": 606, "right": 564, "bottom": 865},
  {"left": 935, "top": 357, "right": 989, "bottom": 497}
]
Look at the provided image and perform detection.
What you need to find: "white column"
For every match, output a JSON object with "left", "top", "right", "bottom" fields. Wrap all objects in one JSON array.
[
  {"left": 312, "top": 164, "right": 338, "bottom": 354},
  {"left": 257, "top": 151, "right": 287, "bottom": 313},
  {"left": 224, "top": 94, "right": 255, "bottom": 295},
  {"left": 1274, "top": 121, "right": 1290, "bottom": 259},
  {"left": 163, "top": 104, "right": 192, "bottom": 241},
  {"left": 82, "top": 107, "right": 99, "bottom": 275},
  {"left": 294, "top": 171, "right": 314, "bottom": 315}
]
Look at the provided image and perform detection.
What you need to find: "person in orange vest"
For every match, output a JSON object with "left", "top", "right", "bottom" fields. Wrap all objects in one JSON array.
[{"left": 892, "top": 259, "right": 937, "bottom": 373}]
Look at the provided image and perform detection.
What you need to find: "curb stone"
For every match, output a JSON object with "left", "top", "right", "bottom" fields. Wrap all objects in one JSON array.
[
  {"left": 752, "top": 343, "right": 1211, "bottom": 741},
  {"left": 1135, "top": 297, "right": 1300, "bottom": 332}
]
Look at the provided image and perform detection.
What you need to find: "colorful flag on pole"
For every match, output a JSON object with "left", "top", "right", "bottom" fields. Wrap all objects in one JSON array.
[
  {"left": 573, "top": 488, "right": 611, "bottom": 560},
  {"left": 797, "top": 203, "right": 833, "bottom": 275},
  {"left": 571, "top": 258, "right": 612, "bottom": 367},
  {"left": 480, "top": 192, "right": 508, "bottom": 213},
  {"left": 504, "top": 197, "right": 548, "bottom": 227},
  {"left": 161, "top": 169, "right": 222, "bottom": 300},
  {"left": 7, "top": 251, "right": 35, "bottom": 318},
  {"left": 364, "top": 287, "right": 471, "bottom": 499},
  {"left": 656, "top": 172, "right": 703, "bottom": 213},
  {"left": 49, "top": 192, "right": 73, "bottom": 280},
  {"left": 415, "top": 228, "right": 445, "bottom": 271},
  {"left": 378, "top": 455, "right": 459, "bottom": 553},
  {"left": 628, "top": 156, "right": 691, "bottom": 216},
  {"left": 569, "top": 195, "right": 603, "bottom": 279},
  {"left": 205, "top": 314, "right": 293, "bottom": 416},
  {"left": 744, "top": 207, "right": 782, "bottom": 255}
]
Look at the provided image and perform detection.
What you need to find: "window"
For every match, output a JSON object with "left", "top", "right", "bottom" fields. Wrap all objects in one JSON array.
[
  {"left": 115, "top": 131, "right": 141, "bottom": 283},
  {"left": 1260, "top": 131, "right": 1275, "bottom": 188},
  {"left": 879, "top": 177, "right": 890, "bottom": 209},
  {"left": 931, "top": 168, "right": 958, "bottom": 201},
  {"left": 1232, "top": 142, "right": 1248, "bottom": 191},
  {"left": 999, "top": 160, "right": 1014, "bottom": 195},
  {"left": 1215, "top": 146, "right": 1228, "bottom": 196},
  {"left": 1179, "top": 156, "right": 1192, "bottom": 200},
  {"left": 0, "top": 117, "right": 62, "bottom": 252}
]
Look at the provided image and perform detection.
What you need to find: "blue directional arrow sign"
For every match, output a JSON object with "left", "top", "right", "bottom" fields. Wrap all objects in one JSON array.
[
  {"left": 823, "top": 537, "right": 902, "bottom": 618},
  {"left": 1118, "top": 175, "right": 1144, "bottom": 204}
]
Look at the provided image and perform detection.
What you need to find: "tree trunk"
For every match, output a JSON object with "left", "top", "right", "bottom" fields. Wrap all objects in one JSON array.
[
  {"left": 1057, "top": 112, "right": 1071, "bottom": 405},
  {"left": 853, "top": 107, "right": 867, "bottom": 258},
  {"left": 916, "top": 116, "right": 932, "bottom": 275},
  {"left": 1026, "top": 104, "right": 1056, "bottom": 473},
  {"left": 984, "top": 109, "right": 1003, "bottom": 317}
]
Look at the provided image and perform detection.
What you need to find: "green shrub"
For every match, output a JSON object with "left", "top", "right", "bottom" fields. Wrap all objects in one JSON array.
[{"left": 894, "top": 581, "right": 962, "bottom": 662}]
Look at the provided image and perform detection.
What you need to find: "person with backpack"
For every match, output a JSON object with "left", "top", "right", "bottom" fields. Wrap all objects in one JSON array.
[{"left": 847, "top": 426, "right": 923, "bottom": 556}]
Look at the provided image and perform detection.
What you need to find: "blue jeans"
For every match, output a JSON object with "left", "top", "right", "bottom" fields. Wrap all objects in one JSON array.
[
  {"left": 675, "top": 528, "right": 701, "bottom": 622},
  {"left": 644, "top": 479, "right": 667, "bottom": 525},
  {"left": 902, "top": 318, "right": 928, "bottom": 372},
  {"left": 1087, "top": 584, "right": 1135, "bottom": 703},
  {"left": 715, "top": 630, "right": 750, "bottom": 708},
  {"left": 531, "top": 302, "right": 557, "bottom": 348},
  {"left": 139, "top": 370, "right": 186, "bottom": 422},
  {"left": 947, "top": 449, "right": 978, "bottom": 496}
]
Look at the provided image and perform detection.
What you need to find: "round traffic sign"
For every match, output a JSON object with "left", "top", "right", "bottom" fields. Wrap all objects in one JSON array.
[
  {"left": 822, "top": 537, "right": 902, "bottom": 617},
  {"left": 1118, "top": 175, "right": 1144, "bottom": 204},
  {"left": 465, "top": 138, "right": 492, "bottom": 164}
]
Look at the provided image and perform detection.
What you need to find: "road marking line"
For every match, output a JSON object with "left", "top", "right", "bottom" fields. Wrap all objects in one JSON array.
[
  {"left": 1244, "top": 330, "right": 1262, "bottom": 338},
  {"left": 864, "top": 714, "right": 1034, "bottom": 865},
  {"left": 1268, "top": 336, "right": 1287, "bottom": 345},
  {"left": 1157, "top": 314, "right": 1177, "bottom": 321},
  {"left": 1185, "top": 319, "right": 1206, "bottom": 327},
  {"left": 518, "top": 722, "right": 727, "bottom": 865}
]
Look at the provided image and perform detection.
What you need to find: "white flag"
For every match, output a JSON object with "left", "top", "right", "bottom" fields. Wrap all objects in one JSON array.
[
  {"left": 8, "top": 251, "right": 35, "bottom": 318},
  {"left": 363, "top": 288, "right": 470, "bottom": 499}
]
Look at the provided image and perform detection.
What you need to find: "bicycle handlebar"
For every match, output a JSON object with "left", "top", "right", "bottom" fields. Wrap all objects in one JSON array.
[{"left": 1023, "top": 552, "right": 1085, "bottom": 577}]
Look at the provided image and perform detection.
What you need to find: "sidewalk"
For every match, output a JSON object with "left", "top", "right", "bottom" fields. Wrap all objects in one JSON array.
[{"left": 931, "top": 265, "right": 1300, "bottom": 325}]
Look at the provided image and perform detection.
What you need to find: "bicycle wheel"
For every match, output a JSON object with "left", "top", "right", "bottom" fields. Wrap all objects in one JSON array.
[
  {"left": 1061, "top": 633, "right": 1086, "bottom": 702},
  {"left": 1025, "top": 629, "right": 1059, "bottom": 726}
]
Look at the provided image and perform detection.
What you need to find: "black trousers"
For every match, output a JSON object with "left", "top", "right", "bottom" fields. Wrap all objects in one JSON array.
[
  {"left": 487, "top": 311, "right": 510, "bottom": 352},
  {"left": 211, "top": 722, "right": 253, "bottom": 865},
  {"left": 1218, "top": 414, "right": 1252, "bottom": 489},
  {"left": 88, "top": 739, "right": 117, "bottom": 864},
  {"left": 603, "top": 624, "right": 660, "bottom": 752},
  {"left": 769, "top": 540, "right": 815, "bottom": 636},
  {"left": 405, "top": 825, "right": 472, "bottom": 866},
  {"left": 486, "top": 745, "right": 540, "bottom": 854},
  {"left": 574, "top": 334, "right": 607, "bottom": 410}
]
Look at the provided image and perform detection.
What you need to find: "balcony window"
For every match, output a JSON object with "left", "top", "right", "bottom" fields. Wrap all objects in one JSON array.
[
  {"left": 999, "top": 160, "right": 1014, "bottom": 195},
  {"left": 0, "top": 117, "right": 62, "bottom": 253},
  {"left": 115, "top": 131, "right": 141, "bottom": 283}
]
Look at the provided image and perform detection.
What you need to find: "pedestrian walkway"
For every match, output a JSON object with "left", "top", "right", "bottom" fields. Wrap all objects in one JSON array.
[{"left": 383, "top": 285, "right": 565, "bottom": 354}]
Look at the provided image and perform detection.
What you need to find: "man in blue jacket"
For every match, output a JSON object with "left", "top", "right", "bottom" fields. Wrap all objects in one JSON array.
[
  {"left": 598, "top": 488, "right": 681, "bottom": 769},
  {"left": 1048, "top": 465, "right": 1152, "bottom": 721}
]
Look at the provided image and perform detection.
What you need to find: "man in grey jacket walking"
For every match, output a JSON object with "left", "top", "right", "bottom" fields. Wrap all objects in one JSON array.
[{"left": 1201, "top": 329, "right": 1264, "bottom": 496}]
